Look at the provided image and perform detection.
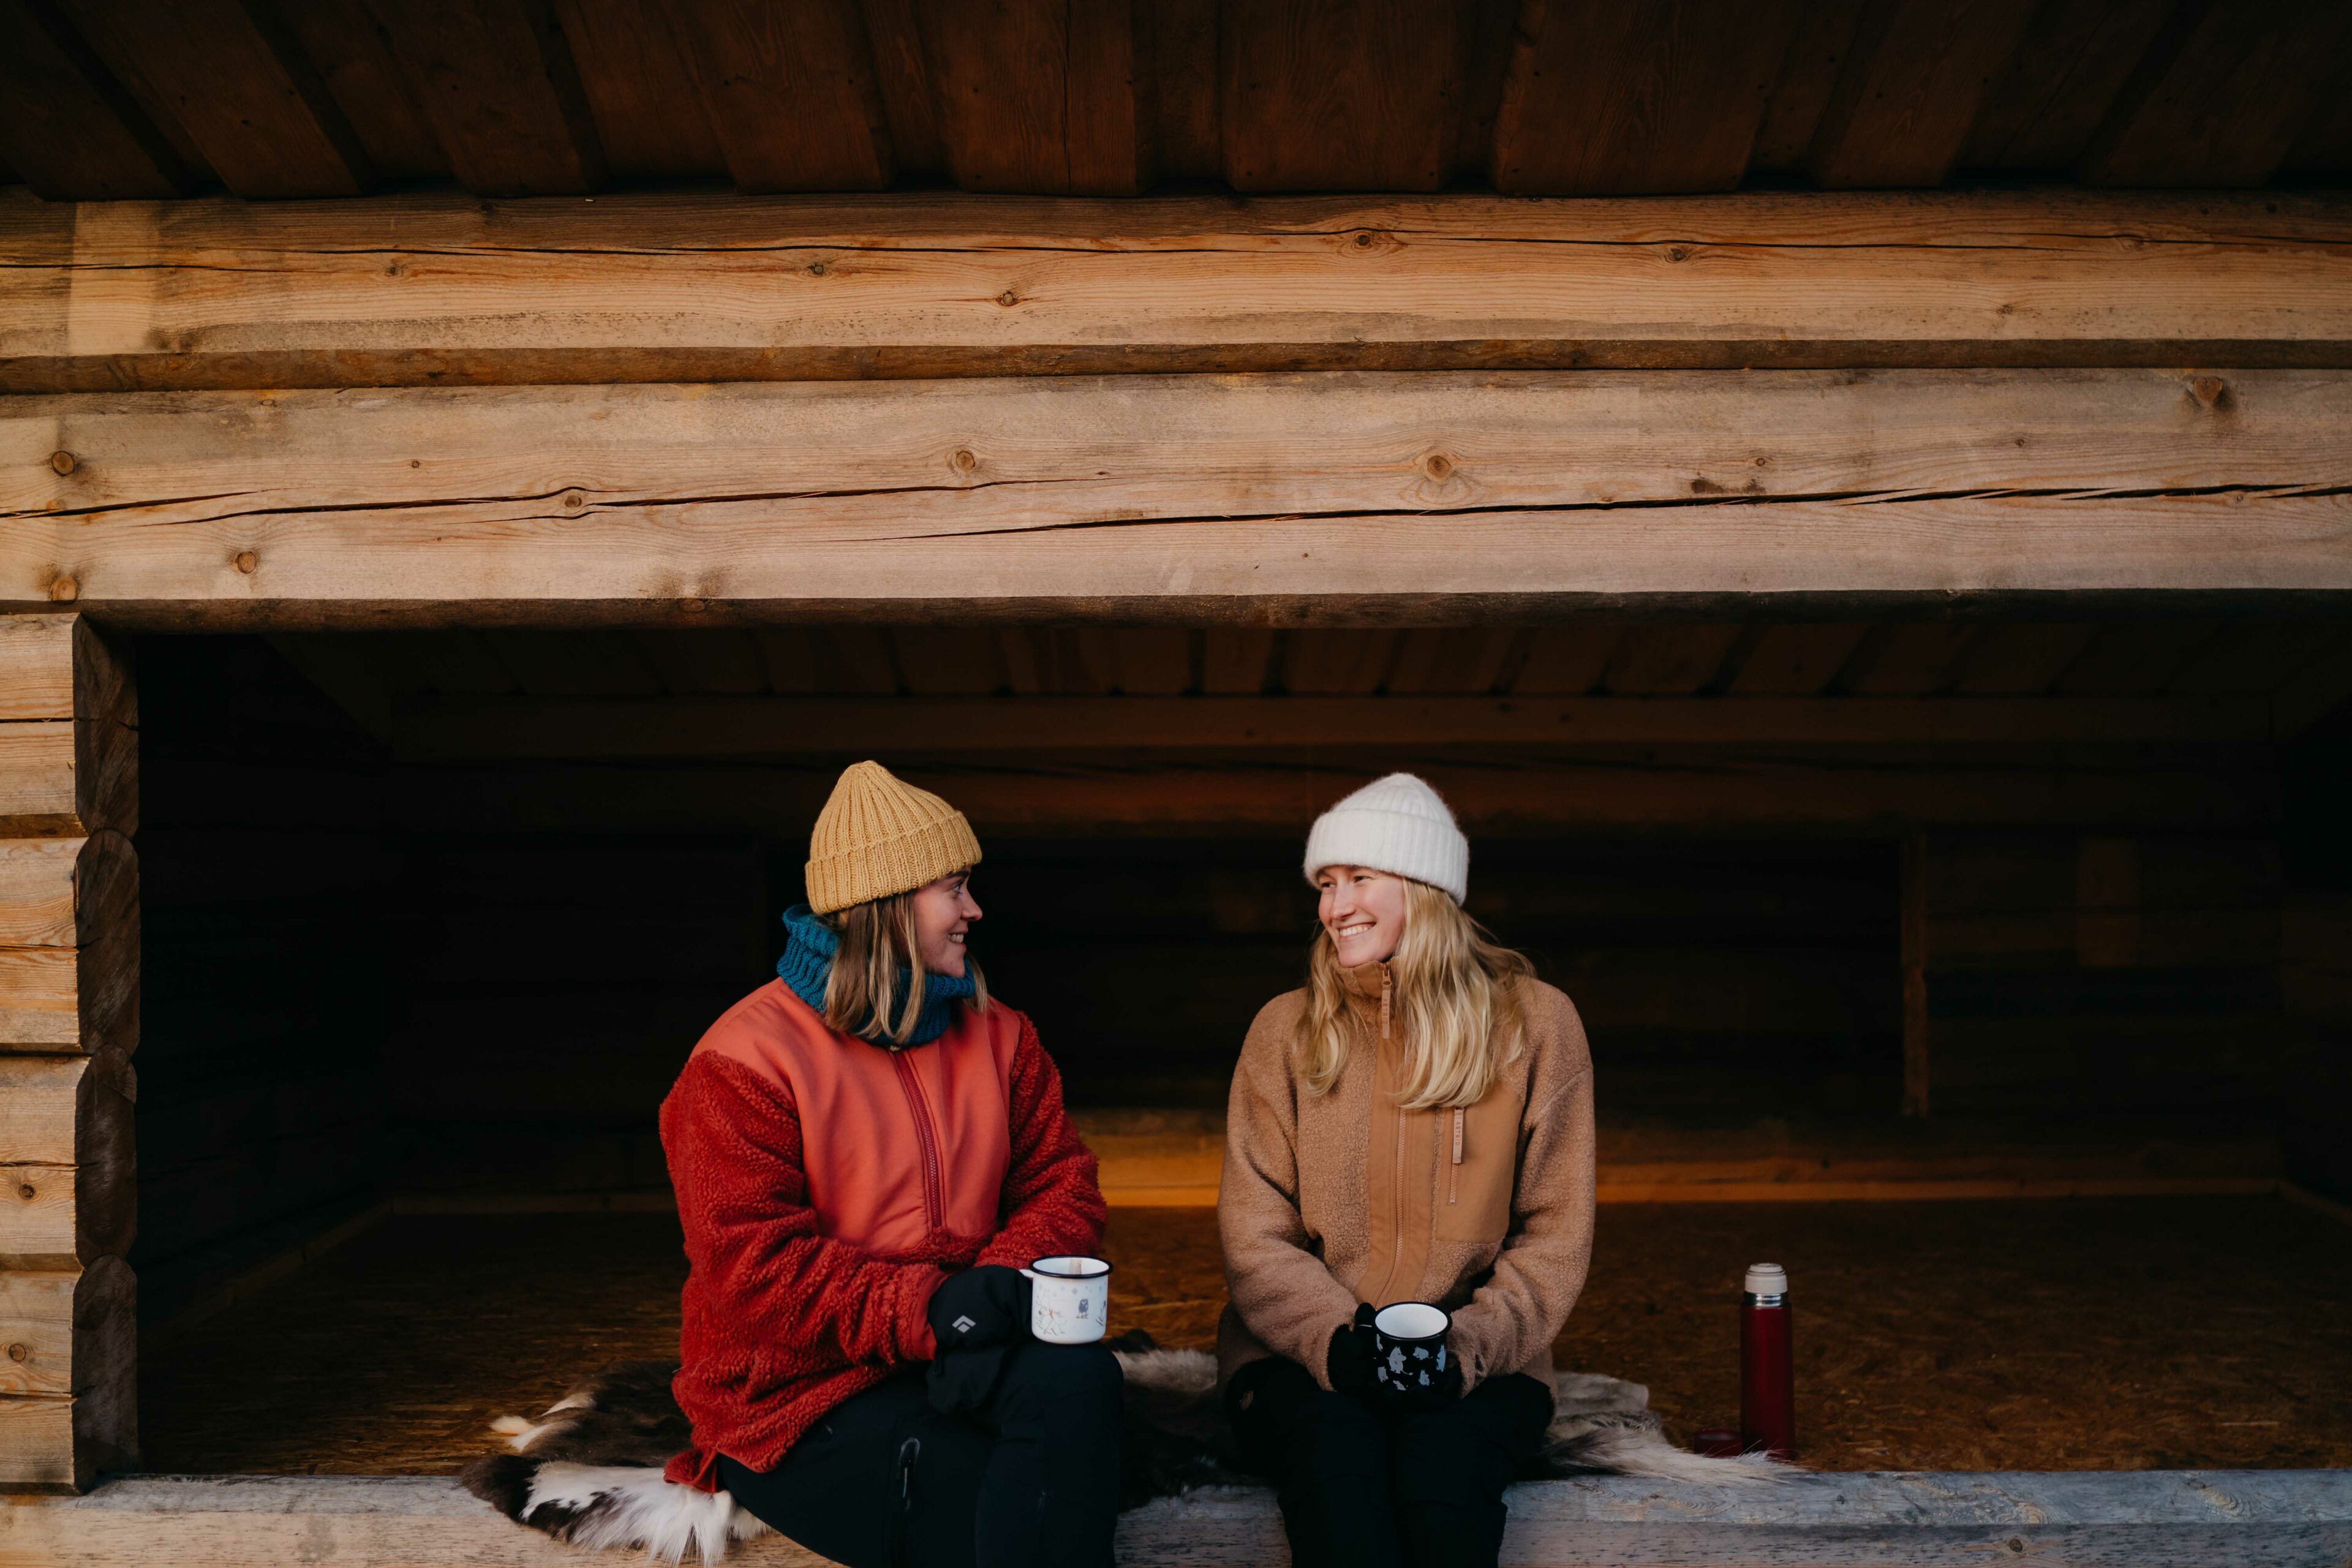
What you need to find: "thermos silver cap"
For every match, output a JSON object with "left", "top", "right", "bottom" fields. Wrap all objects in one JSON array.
[{"left": 1744, "top": 1262, "right": 1788, "bottom": 1297}]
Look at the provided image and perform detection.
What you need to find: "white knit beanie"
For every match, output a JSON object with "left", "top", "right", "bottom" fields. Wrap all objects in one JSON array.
[{"left": 1302, "top": 773, "right": 1469, "bottom": 905}]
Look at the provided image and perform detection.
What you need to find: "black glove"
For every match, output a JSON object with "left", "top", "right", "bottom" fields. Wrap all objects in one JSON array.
[
  {"left": 1325, "top": 1303, "right": 1379, "bottom": 1405},
  {"left": 926, "top": 1265, "right": 1031, "bottom": 1353},
  {"left": 928, "top": 1343, "right": 1012, "bottom": 1414}
]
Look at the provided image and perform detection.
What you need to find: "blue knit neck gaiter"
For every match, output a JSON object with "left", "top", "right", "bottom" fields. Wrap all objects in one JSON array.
[{"left": 776, "top": 904, "right": 974, "bottom": 1049}]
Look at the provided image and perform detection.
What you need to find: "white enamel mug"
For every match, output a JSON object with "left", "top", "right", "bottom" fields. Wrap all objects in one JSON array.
[{"left": 1023, "top": 1255, "right": 1112, "bottom": 1344}]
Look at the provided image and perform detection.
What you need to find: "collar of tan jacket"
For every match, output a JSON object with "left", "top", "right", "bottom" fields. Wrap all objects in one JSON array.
[{"left": 1338, "top": 960, "right": 1393, "bottom": 1037}]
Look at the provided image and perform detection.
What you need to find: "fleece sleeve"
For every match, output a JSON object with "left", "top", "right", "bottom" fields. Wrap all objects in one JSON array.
[
  {"left": 662, "top": 1052, "right": 944, "bottom": 1368},
  {"left": 976, "top": 1011, "right": 1110, "bottom": 1268},
  {"left": 1446, "top": 990, "right": 1599, "bottom": 1392},
  {"left": 1218, "top": 1001, "right": 1363, "bottom": 1388}
]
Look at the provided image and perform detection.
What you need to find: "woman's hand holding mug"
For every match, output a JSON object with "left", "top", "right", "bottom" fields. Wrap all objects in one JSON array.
[{"left": 1370, "top": 1301, "right": 1463, "bottom": 1411}]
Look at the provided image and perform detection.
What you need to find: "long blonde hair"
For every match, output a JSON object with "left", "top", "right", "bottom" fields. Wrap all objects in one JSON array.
[
  {"left": 822, "top": 883, "right": 989, "bottom": 1046},
  {"left": 1297, "top": 878, "right": 1533, "bottom": 1110}
]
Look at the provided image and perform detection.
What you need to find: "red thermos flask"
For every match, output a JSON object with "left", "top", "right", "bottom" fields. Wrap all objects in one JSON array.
[{"left": 1740, "top": 1262, "right": 1795, "bottom": 1459}]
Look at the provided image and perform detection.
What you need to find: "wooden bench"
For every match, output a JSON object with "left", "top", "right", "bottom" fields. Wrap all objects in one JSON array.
[{"left": 4, "top": 1469, "right": 2348, "bottom": 1567}]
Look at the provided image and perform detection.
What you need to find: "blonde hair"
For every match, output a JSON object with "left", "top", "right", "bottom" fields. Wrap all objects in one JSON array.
[
  {"left": 822, "top": 881, "right": 989, "bottom": 1047},
  {"left": 1298, "top": 878, "right": 1532, "bottom": 1110}
]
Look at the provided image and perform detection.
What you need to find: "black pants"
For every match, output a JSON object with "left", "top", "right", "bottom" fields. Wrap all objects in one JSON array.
[
  {"left": 718, "top": 1340, "right": 1124, "bottom": 1568},
  {"left": 1227, "top": 1355, "right": 1553, "bottom": 1568}
]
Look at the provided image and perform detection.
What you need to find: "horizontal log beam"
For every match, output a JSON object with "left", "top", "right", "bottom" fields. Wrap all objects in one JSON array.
[
  {"left": 389, "top": 693, "right": 2282, "bottom": 760},
  {"left": 4, "top": 189, "right": 2352, "bottom": 393},
  {"left": 389, "top": 757, "right": 2280, "bottom": 834},
  {"left": 7, "top": 370, "right": 2351, "bottom": 624}
]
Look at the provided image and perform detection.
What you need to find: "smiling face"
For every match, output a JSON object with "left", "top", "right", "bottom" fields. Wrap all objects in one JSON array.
[
  {"left": 1314, "top": 864, "right": 1409, "bottom": 968},
  {"left": 908, "top": 870, "right": 981, "bottom": 978}
]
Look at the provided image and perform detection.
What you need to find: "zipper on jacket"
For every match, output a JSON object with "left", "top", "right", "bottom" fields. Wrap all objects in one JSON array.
[
  {"left": 892, "top": 1052, "right": 947, "bottom": 1234},
  {"left": 1449, "top": 1107, "right": 1464, "bottom": 1205},
  {"left": 892, "top": 1436, "right": 921, "bottom": 1567}
]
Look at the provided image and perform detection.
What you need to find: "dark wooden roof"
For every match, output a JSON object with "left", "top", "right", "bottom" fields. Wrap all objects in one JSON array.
[{"left": 4, "top": 1, "right": 2350, "bottom": 203}]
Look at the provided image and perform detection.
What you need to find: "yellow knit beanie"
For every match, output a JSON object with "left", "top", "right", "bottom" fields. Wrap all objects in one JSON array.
[{"left": 804, "top": 761, "right": 983, "bottom": 914}]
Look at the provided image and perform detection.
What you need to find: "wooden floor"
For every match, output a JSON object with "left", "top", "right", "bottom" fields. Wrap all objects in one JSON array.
[{"left": 140, "top": 1197, "right": 2352, "bottom": 1476}]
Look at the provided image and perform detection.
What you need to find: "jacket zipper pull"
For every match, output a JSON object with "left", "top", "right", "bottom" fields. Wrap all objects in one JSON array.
[{"left": 1450, "top": 1107, "right": 1464, "bottom": 1204}]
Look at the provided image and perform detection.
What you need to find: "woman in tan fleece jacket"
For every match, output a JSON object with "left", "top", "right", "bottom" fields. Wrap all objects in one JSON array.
[{"left": 1219, "top": 773, "right": 1597, "bottom": 1568}]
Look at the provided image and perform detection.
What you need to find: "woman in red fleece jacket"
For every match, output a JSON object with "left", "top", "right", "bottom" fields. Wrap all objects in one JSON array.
[{"left": 660, "top": 761, "right": 1118, "bottom": 1568}]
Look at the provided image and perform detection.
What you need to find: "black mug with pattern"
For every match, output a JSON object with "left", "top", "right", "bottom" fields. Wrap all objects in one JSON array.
[{"left": 1370, "top": 1301, "right": 1450, "bottom": 1393}]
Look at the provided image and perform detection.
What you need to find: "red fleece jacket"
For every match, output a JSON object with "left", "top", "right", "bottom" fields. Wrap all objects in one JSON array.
[{"left": 659, "top": 981, "right": 1106, "bottom": 1489}]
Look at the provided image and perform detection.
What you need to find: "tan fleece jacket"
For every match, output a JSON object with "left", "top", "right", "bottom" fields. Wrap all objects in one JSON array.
[{"left": 1218, "top": 962, "right": 1596, "bottom": 1394}]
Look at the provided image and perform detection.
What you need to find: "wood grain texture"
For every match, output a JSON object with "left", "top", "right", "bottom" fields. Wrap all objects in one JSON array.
[
  {"left": 0, "top": 619, "right": 75, "bottom": 723},
  {"left": 62, "top": 0, "right": 372, "bottom": 197},
  {"left": 1959, "top": 0, "right": 2173, "bottom": 170},
  {"left": 2078, "top": 0, "right": 2352, "bottom": 187},
  {"left": 270, "top": 0, "right": 449, "bottom": 181},
  {"left": 1806, "top": 0, "right": 2040, "bottom": 187},
  {"left": 919, "top": 0, "right": 1147, "bottom": 195},
  {"left": 2, "top": 1469, "right": 2348, "bottom": 1564},
  {"left": 10, "top": 188, "right": 2352, "bottom": 393},
  {"left": 6, "top": 368, "right": 2348, "bottom": 624},
  {"left": 0, "top": 0, "right": 192, "bottom": 200},
  {"left": 1219, "top": 0, "right": 1468, "bottom": 191},
  {"left": 363, "top": 0, "right": 606, "bottom": 195},
  {"left": 1492, "top": 0, "right": 1800, "bottom": 195},
  {"left": 0, "top": 1164, "right": 75, "bottom": 1263},
  {"left": 668, "top": 0, "right": 892, "bottom": 191},
  {"left": 548, "top": 0, "right": 723, "bottom": 180}
]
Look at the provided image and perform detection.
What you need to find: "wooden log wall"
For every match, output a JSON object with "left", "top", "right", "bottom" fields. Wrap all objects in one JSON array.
[
  {"left": 0, "top": 612, "right": 135, "bottom": 1490},
  {"left": 130, "top": 637, "right": 394, "bottom": 1332},
  {"left": 2280, "top": 722, "right": 2352, "bottom": 1198},
  {"left": 1917, "top": 831, "right": 2289, "bottom": 1120}
]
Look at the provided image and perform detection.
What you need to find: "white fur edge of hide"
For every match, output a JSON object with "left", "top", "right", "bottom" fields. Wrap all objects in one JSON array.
[{"left": 522, "top": 1462, "right": 771, "bottom": 1567}]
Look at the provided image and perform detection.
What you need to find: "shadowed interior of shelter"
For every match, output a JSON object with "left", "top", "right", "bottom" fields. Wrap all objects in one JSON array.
[{"left": 115, "top": 613, "right": 2352, "bottom": 1481}]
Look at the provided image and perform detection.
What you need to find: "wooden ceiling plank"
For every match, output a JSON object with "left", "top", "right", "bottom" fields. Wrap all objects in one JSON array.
[
  {"left": 1749, "top": 0, "right": 1862, "bottom": 173},
  {"left": 858, "top": 0, "right": 943, "bottom": 180},
  {"left": 65, "top": 0, "right": 372, "bottom": 197},
  {"left": 1281, "top": 630, "right": 1395, "bottom": 695},
  {"left": 1200, "top": 629, "right": 1276, "bottom": 695},
  {"left": 481, "top": 630, "right": 658, "bottom": 696},
  {"left": 1510, "top": 626, "right": 1621, "bottom": 695},
  {"left": 365, "top": 0, "right": 606, "bottom": 196},
  {"left": 2054, "top": 623, "right": 2220, "bottom": 696},
  {"left": 1600, "top": 624, "right": 1744, "bottom": 695},
  {"left": 0, "top": 0, "right": 195, "bottom": 198},
  {"left": 373, "top": 630, "right": 521, "bottom": 695},
  {"left": 2078, "top": 0, "right": 2352, "bottom": 187},
  {"left": 1724, "top": 624, "right": 1870, "bottom": 696},
  {"left": 1053, "top": 630, "right": 1119, "bottom": 696},
  {"left": 1839, "top": 622, "right": 1981, "bottom": 696},
  {"left": 1387, "top": 628, "right": 1513, "bottom": 695},
  {"left": 387, "top": 691, "right": 2281, "bottom": 759},
  {"left": 1950, "top": 623, "right": 2098, "bottom": 695},
  {"left": 916, "top": 0, "right": 1148, "bottom": 195},
  {"left": 1219, "top": 0, "right": 1466, "bottom": 192},
  {"left": 1112, "top": 629, "right": 1192, "bottom": 696},
  {"left": 549, "top": 0, "right": 725, "bottom": 180},
  {"left": 1145, "top": 0, "right": 1218, "bottom": 181},
  {"left": 271, "top": 0, "right": 448, "bottom": 179},
  {"left": 2165, "top": 622, "right": 2343, "bottom": 695},
  {"left": 630, "top": 629, "right": 766, "bottom": 694},
  {"left": 1492, "top": 0, "right": 1801, "bottom": 195},
  {"left": 668, "top": 0, "right": 892, "bottom": 191},
  {"left": 810, "top": 627, "right": 900, "bottom": 695},
  {"left": 751, "top": 628, "right": 821, "bottom": 695},
  {"left": 1804, "top": 0, "right": 2040, "bottom": 188},
  {"left": 1958, "top": 0, "right": 2173, "bottom": 171},
  {"left": 894, "top": 627, "right": 1007, "bottom": 695},
  {"left": 1449, "top": 0, "right": 1519, "bottom": 187}
]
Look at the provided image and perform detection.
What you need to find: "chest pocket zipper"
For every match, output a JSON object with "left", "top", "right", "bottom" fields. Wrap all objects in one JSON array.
[{"left": 1449, "top": 1108, "right": 1464, "bottom": 1205}]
